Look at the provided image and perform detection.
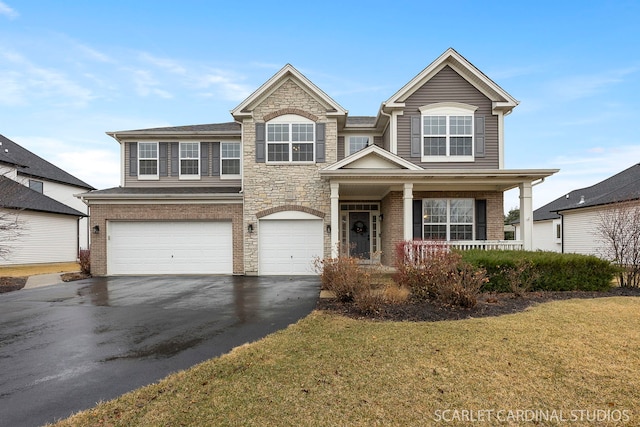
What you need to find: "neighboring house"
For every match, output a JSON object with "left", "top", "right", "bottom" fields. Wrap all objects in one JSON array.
[
  {"left": 514, "top": 163, "right": 640, "bottom": 255},
  {"left": 79, "top": 48, "right": 557, "bottom": 276},
  {"left": 0, "top": 134, "right": 94, "bottom": 265}
]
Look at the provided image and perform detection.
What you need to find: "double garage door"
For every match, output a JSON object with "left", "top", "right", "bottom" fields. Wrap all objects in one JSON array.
[{"left": 107, "top": 221, "right": 232, "bottom": 275}]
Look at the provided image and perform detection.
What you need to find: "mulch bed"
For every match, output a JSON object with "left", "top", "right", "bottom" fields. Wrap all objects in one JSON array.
[
  {"left": 317, "top": 287, "right": 640, "bottom": 322},
  {"left": 0, "top": 277, "right": 27, "bottom": 293}
]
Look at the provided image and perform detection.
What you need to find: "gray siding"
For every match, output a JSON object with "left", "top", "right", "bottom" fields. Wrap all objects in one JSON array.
[
  {"left": 337, "top": 136, "right": 345, "bottom": 161},
  {"left": 374, "top": 136, "right": 383, "bottom": 148},
  {"left": 382, "top": 127, "right": 390, "bottom": 151},
  {"left": 397, "top": 65, "right": 499, "bottom": 169},
  {"left": 123, "top": 139, "right": 242, "bottom": 188}
]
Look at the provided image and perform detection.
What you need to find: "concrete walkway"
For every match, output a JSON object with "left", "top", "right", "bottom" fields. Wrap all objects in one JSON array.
[{"left": 24, "top": 273, "right": 65, "bottom": 289}]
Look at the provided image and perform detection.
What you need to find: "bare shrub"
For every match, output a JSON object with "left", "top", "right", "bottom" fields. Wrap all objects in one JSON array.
[
  {"left": 315, "top": 256, "right": 371, "bottom": 302},
  {"left": 382, "top": 283, "right": 410, "bottom": 305},
  {"left": 596, "top": 202, "right": 640, "bottom": 287},
  {"left": 394, "top": 241, "right": 486, "bottom": 308},
  {"left": 78, "top": 249, "right": 91, "bottom": 275},
  {"left": 503, "top": 259, "right": 538, "bottom": 297}
]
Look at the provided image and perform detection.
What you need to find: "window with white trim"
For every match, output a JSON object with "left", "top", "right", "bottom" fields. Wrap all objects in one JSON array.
[
  {"left": 347, "top": 136, "right": 370, "bottom": 155},
  {"left": 423, "top": 198, "right": 474, "bottom": 240},
  {"left": 266, "top": 115, "right": 314, "bottom": 163},
  {"left": 29, "top": 179, "right": 43, "bottom": 193},
  {"left": 179, "top": 142, "right": 200, "bottom": 178},
  {"left": 221, "top": 142, "right": 241, "bottom": 177},
  {"left": 138, "top": 142, "right": 158, "bottom": 178},
  {"left": 420, "top": 103, "right": 477, "bottom": 162}
]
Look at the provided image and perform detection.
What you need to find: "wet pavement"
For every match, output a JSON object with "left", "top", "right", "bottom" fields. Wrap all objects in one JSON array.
[{"left": 0, "top": 275, "right": 320, "bottom": 427}]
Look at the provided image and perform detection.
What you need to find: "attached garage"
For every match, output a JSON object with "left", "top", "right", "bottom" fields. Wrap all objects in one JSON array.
[
  {"left": 107, "top": 221, "right": 233, "bottom": 275},
  {"left": 258, "top": 214, "right": 323, "bottom": 275}
]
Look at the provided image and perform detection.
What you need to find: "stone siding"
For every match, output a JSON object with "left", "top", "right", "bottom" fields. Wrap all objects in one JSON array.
[{"left": 242, "top": 78, "right": 337, "bottom": 274}]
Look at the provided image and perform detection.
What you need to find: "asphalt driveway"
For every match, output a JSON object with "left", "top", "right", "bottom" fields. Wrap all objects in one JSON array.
[{"left": 0, "top": 275, "right": 320, "bottom": 427}]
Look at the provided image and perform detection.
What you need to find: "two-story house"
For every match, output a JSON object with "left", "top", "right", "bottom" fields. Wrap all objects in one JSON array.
[
  {"left": 1, "top": 134, "right": 93, "bottom": 265},
  {"left": 80, "top": 48, "right": 557, "bottom": 276}
]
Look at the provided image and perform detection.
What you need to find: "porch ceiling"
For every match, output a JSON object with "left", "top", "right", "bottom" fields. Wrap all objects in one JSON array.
[{"left": 322, "top": 168, "right": 559, "bottom": 194}]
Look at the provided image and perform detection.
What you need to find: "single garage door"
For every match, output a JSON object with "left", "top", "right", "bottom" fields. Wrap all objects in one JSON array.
[
  {"left": 259, "top": 219, "right": 323, "bottom": 275},
  {"left": 108, "top": 221, "right": 233, "bottom": 275}
]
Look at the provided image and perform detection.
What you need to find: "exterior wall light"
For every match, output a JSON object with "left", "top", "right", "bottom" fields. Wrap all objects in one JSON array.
[
  {"left": 379, "top": 214, "right": 384, "bottom": 222},
  {"left": 326, "top": 224, "right": 331, "bottom": 234},
  {"left": 92, "top": 225, "right": 100, "bottom": 234},
  {"left": 247, "top": 223, "right": 254, "bottom": 234}
]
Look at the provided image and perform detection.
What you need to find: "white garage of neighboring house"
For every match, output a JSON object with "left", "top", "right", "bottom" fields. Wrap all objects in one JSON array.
[
  {"left": 107, "top": 221, "right": 233, "bottom": 275},
  {"left": 258, "top": 211, "right": 324, "bottom": 275},
  {"left": 0, "top": 177, "right": 87, "bottom": 265}
]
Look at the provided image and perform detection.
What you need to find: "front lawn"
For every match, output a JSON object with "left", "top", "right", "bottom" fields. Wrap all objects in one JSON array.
[{"left": 53, "top": 298, "right": 640, "bottom": 426}]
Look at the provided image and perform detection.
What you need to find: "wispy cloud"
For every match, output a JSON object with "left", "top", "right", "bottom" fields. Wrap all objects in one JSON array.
[
  {"left": 547, "top": 66, "right": 640, "bottom": 101},
  {"left": 0, "top": 47, "right": 94, "bottom": 106},
  {"left": 194, "top": 69, "right": 252, "bottom": 101},
  {"left": 0, "top": 1, "right": 18, "bottom": 19},
  {"left": 129, "top": 69, "right": 173, "bottom": 98},
  {"left": 139, "top": 52, "right": 187, "bottom": 75}
]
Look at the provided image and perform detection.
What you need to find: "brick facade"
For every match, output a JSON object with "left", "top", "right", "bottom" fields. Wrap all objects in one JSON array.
[
  {"left": 380, "top": 190, "right": 504, "bottom": 266},
  {"left": 89, "top": 203, "right": 244, "bottom": 275}
]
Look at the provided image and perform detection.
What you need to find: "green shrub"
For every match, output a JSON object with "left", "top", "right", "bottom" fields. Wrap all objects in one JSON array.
[{"left": 460, "top": 250, "right": 617, "bottom": 292}]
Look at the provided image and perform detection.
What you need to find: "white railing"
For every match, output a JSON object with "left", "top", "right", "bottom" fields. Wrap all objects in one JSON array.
[
  {"left": 447, "top": 240, "right": 524, "bottom": 251},
  {"left": 402, "top": 240, "right": 524, "bottom": 264}
]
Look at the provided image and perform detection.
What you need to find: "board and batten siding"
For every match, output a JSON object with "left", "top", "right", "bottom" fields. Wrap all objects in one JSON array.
[
  {"left": 123, "top": 140, "right": 242, "bottom": 188},
  {"left": 562, "top": 208, "right": 606, "bottom": 256},
  {"left": 397, "top": 65, "right": 499, "bottom": 169},
  {"left": 0, "top": 210, "right": 79, "bottom": 265}
]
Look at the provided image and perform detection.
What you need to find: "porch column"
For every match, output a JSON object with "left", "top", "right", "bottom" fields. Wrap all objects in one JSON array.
[
  {"left": 403, "top": 183, "right": 413, "bottom": 241},
  {"left": 519, "top": 181, "right": 533, "bottom": 251},
  {"left": 330, "top": 182, "right": 340, "bottom": 258}
]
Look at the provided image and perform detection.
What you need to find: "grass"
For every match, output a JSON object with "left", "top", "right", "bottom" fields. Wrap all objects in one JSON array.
[
  {"left": 0, "top": 262, "right": 80, "bottom": 277},
  {"left": 52, "top": 298, "right": 640, "bottom": 426}
]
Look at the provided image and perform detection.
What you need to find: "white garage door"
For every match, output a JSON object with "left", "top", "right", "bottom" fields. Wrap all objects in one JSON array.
[
  {"left": 259, "top": 219, "right": 323, "bottom": 275},
  {"left": 108, "top": 221, "right": 233, "bottom": 275}
]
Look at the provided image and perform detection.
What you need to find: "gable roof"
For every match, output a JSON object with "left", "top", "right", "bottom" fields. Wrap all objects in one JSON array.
[
  {"left": 0, "top": 134, "right": 94, "bottom": 190},
  {"left": 231, "top": 64, "right": 348, "bottom": 119},
  {"left": 532, "top": 163, "right": 640, "bottom": 221},
  {"left": 0, "top": 176, "right": 86, "bottom": 216},
  {"left": 323, "top": 144, "right": 423, "bottom": 171},
  {"left": 383, "top": 48, "right": 519, "bottom": 115}
]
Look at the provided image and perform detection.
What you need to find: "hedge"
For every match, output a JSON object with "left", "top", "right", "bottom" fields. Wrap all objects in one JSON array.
[{"left": 460, "top": 250, "right": 617, "bottom": 292}]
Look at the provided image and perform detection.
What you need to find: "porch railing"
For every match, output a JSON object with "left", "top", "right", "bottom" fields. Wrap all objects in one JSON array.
[{"left": 403, "top": 240, "right": 524, "bottom": 264}]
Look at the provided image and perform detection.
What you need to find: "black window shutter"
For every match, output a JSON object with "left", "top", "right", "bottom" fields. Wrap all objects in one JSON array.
[
  {"left": 159, "top": 142, "right": 168, "bottom": 176},
  {"left": 171, "top": 142, "right": 179, "bottom": 176},
  {"left": 200, "top": 142, "right": 210, "bottom": 176},
  {"left": 129, "top": 142, "right": 138, "bottom": 176},
  {"left": 212, "top": 142, "right": 221, "bottom": 176},
  {"left": 475, "top": 116, "right": 485, "bottom": 158},
  {"left": 413, "top": 200, "right": 423, "bottom": 239},
  {"left": 255, "top": 123, "right": 265, "bottom": 163},
  {"left": 475, "top": 199, "right": 487, "bottom": 240},
  {"left": 316, "top": 123, "right": 326, "bottom": 163},
  {"left": 411, "top": 116, "right": 421, "bottom": 158}
]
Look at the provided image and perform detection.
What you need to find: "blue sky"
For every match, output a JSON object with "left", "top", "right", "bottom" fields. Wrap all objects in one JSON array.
[{"left": 1, "top": 1, "right": 639, "bottom": 213}]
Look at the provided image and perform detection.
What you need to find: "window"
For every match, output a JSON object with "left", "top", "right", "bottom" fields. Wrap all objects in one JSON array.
[
  {"left": 347, "top": 136, "right": 370, "bottom": 155},
  {"left": 221, "top": 142, "right": 241, "bottom": 177},
  {"left": 180, "top": 142, "right": 199, "bottom": 178},
  {"left": 29, "top": 179, "right": 43, "bottom": 193},
  {"left": 266, "top": 116, "right": 314, "bottom": 163},
  {"left": 420, "top": 103, "right": 477, "bottom": 162},
  {"left": 138, "top": 142, "right": 158, "bottom": 178},
  {"left": 423, "top": 199, "right": 474, "bottom": 240}
]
